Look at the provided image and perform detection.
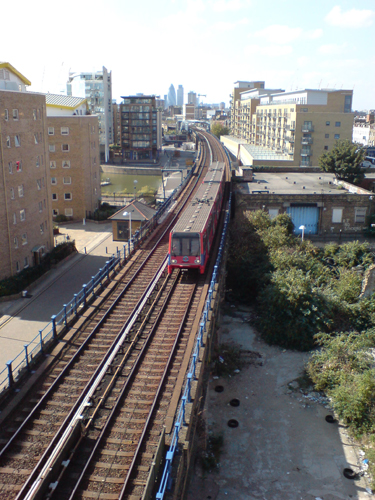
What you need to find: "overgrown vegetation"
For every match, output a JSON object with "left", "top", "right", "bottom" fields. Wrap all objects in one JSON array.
[
  {"left": 201, "top": 433, "right": 224, "bottom": 472},
  {"left": 0, "top": 241, "right": 76, "bottom": 297},
  {"left": 227, "top": 209, "right": 375, "bottom": 467},
  {"left": 212, "top": 343, "right": 243, "bottom": 377}
]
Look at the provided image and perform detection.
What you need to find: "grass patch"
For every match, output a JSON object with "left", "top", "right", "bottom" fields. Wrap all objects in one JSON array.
[
  {"left": 212, "top": 343, "right": 243, "bottom": 377},
  {"left": 201, "top": 433, "right": 224, "bottom": 472}
]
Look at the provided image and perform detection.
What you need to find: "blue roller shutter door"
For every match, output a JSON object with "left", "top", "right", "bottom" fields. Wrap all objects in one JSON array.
[{"left": 286, "top": 206, "right": 319, "bottom": 235}]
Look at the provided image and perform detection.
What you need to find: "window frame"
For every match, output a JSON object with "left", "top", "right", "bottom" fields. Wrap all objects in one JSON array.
[
  {"left": 48, "top": 127, "right": 55, "bottom": 135},
  {"left": 12, "top": 109, "right": 19, "bottom": 120},
  {"left": 61, "top": 127, "right": 69, "bottom": 135},
  {"left": 62, "top": 144, "right": 70, "bottom": 152},
  {"left": 64, "top": 192, "right": 72, "bottom": 201}
]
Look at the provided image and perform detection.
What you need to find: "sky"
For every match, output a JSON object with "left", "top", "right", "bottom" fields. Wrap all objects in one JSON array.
[{"left": 3, "top": 0, "right": 375, "bottom": 111}]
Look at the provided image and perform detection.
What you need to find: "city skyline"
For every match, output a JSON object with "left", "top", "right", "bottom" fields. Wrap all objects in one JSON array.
[{"left": 3, "top": 0, "right": 375, "bottom": 110}]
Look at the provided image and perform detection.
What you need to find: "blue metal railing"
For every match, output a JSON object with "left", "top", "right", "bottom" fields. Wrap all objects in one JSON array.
[
  {"left": 156, "top": 193, "right": 232, "bottom": 499},
  {"left": 0, "top": 155, "right": 203, "bottom": 396}
]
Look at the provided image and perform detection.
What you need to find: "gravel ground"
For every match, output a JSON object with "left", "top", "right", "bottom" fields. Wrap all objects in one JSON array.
[{"left": 186, "top": 304, "right": 374, "bottom": 500}]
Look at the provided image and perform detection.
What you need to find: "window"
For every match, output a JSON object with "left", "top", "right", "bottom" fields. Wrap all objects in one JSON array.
[
  {"left": 325, "top": 134, "right": 329, "bottom": 139},
  {"left": 16, "top": 161, "right": 22, "bottom": 172},
  {"left": 52, "top": 193, "right": 58, "bottom": 201},
  {"left": 268, "top": 208, "right": 279, "bottom": 219},
  {"left": 324, "top": 146, "right": 329, "bottom": 150},
  {"left": 6, "top": 136, "right": 11, "bottom": 148},
  {"left": 34, "top": 134, "right": 39, "bottom": 144},
  {"left": 16, "top": 261, "right": 20, "bottom": 272},
  {"left": 326, "top": 121, "right": 330, "bottom": 126},
  {"left": 61, "top": 127, "right": 69, "bottom": 135},
  {"left": 20, "top": 209, "right": 26, "bottom": 221},
  {"left": 15, "top": 135, "right": 21, "bottom": 147},
  {"left": 36, "top": 156, "right": 40, "bottom": 168},
  {"left": 24, "top": 257, "right": 29, "bottom": 268},
  {"left": 21, "top": 233, "right": 27, "bottom": 245},
  {"left": 50, "top": 161, "right": 56, "bottom": 169},
  {"left": 10, "top": 188, "right": 15, "bottom": 199},
  {"left": 62, "top": 144, "right": 70, "bottom": 152},
  {"left": 65, "top": 208, "right": 73, "bottom": 216},
  {"left": 63, "top": 176, "right": 71, "bottom": 184},
  {"left": 355, "top": 207, "right": 366, "bottom": 223},
  {"left": 37, "top": 179, "right": 41, "bottom": 190},
  {"left": 4, "top": 109, "right": 8, "bottom": 121},
  {"left": 40, "top": 223, "right": 44, "bottom": 234},
  {"left": 334, "top": 134, "right": 340, "bottom": 140},
  {"left": 13, "top": 213, "right": 16, "bottom": 224},
  {"left": 8, "top": 162, "right": 12, "bottom": 174},
  {"left": 12, "top": 109, "right": 19, "bottom": 120},
  {"left": 53, "top": 209, "right": 59, "bottom": 216},
  {"left": 48, "top": 127, "right": 54, "bottom": 135},
  {"left": 14, "top": 237, "right": 18, "bottom": 249},
  {"left": 332, "top": 208, "right": 343, "bottom": 223},
  {"left": 38, "top": 201, "right": 43, "bottom": 212},
  {"left": 335, "top": 122, "right": 341, "bottom": 127},
  {"left": 62, "top": 160, "right": 70, "bottom": 168},
  {"left": 51, "top": 177, "right": 57, "bottom": 185},
  {"left": 49, "top": 144, "right": 55, "bottom": 153},
  {"left": 33, "top": 109, "right": 37, "bottom": 120},
  {"left": 64, "top": 192, "right": 72, "bottom": 200},
  {"left": 18, "top": 185, "right": 24, "bottom": 197}
]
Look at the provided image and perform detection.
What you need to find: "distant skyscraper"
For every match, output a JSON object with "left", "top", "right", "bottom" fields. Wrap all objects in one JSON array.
[
  {"left": 177, "top": 85, "right": 184, "bottom": 106},
  {"left": 167, "top": 84, "right": 176, "bottom": 107},
  {"left": 187, "top": 91, "right": 197, "bottom": 106},
  {"left": 164, "top": 94, "right": 168, "bottom": 108}
]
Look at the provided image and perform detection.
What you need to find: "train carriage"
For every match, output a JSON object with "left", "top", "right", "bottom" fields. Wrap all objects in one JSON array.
[{"left": 168, "top": 162, "right": 225, "bottom": 274}]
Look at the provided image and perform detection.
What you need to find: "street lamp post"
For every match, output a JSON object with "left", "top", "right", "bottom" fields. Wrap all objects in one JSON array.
[
  {"left": 123, "top": 211, "right": 132, "bottom": 241},
  {"left": 299, "top": 225, "right": 306, "bottom": 242},
  {"left": 134, "top": 179, "right": 138, "bottom": 200}
]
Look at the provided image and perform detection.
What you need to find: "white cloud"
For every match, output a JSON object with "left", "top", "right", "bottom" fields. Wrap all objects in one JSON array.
[
  {"left": 210, "top": 0, "right": 252, "bottom": 12},
  {"left": 325, "top": 6, "right": 374, "bottom": 28},
  {"left": 254, "top": 25, "right": 302, "bottom": 44},
  {"left": 244, "top": 44, "right": 293, "bottom": 57},
  {"left": 306, "top": 28, "right": 323, "bottom": 39},
  {"left": 297, "top": 56, "right": 310, "bottom": 68},
  {"left": 318, "top": 43, "right": 347, "bottom": 55},
  {"left": 212, "top": 19, "right": 249, "bottom": 31}
]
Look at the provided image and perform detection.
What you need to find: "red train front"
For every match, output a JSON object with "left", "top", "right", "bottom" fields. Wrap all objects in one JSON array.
[{"left": 168, "top": 162, "right": 225, "bottom": 274}]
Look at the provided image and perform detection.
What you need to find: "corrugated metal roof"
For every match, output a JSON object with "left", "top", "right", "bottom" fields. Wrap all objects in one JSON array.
[{"left": 45, "top": 94, "right": 86, "bottom": 108}]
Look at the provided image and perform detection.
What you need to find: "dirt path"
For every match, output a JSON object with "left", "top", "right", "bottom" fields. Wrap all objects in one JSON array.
[{"left": 186, "top": 305, "right": 374, "bottom": 500}]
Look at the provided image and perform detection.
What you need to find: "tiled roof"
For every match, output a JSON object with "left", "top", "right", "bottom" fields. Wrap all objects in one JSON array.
[
  {"left": 110, "top": 201, "right": 157, "bottom": 222},
  {"left": 45, "top": 94, "right": 87, "bottom": 109}
]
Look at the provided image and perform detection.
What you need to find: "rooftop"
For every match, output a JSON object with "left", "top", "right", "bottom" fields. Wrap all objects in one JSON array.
[{"left": 45, "top": 94, "right": 87, "bottom": 109}]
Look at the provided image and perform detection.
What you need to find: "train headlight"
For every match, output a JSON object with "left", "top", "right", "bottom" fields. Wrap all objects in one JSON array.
[
  {"left": 171, "top": 259, "right": 177, "bottom": 264},
  {"left": 194, "top": 258, "right": 201, "bottom": 263}
]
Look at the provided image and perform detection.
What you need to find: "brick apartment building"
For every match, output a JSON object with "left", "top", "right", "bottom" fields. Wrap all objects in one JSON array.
[
  {"left": 46, "top": 95, "right": 100, "bottom": 221},
  {"left": 0, "top": 63, "right": 53, "bottom": 279}
]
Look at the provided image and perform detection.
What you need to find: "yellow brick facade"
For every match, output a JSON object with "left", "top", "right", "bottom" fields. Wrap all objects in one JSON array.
[{"left": 47, "top": 115, "right": 100, "bottom": 221}]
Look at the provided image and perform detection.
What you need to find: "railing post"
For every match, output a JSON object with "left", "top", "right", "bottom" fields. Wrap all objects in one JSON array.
[
  {"left": 24, "top": 344, "right": 30, "bottom": 371},
  {"left": 123, "top": 245, "right": 126, "bottom": 261},
  {"left": 98, "top": 269, "right": 102, "bottom": 287},
  {"left": 73, "top": 294, "right": 78, "bottom": 315},
  {"left": 51, "top": 315, "right": 57, "bottom": 339},
  {"left": 39, "top": 330, "right": 44, "bottom": 354},
  {"left": 91, "top": 276, "right": 95, "bottom": 296},
  {"left": 63, "top": 304, "right": 67, "bottom": 326},
  {"left": 187, "top": 373, "right": 193, "bottom": 402},
  {"left": 82, "top": 284, "right": 87, "bottom": 306},
  {"left": 106, "top": 261, "right": 110, "bottom": 280},
  {"left": 6, "top": 360, "right": 13, "bottom": 387},
  {"left": 128, "top": 240, "right": 130, "bottom": 255},
  {"left": 182, "top": 395, "right": 187, "bottom": 424}
]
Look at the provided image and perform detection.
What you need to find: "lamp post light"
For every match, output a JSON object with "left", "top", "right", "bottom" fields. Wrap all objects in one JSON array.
[
  {"left": 134, "top": 179, "right": 138, "bottom": 200},
  {"left": 123, "top": 211, "right": 132, "bottom": 241},
  {"left": 299, "top": 225, "right": 306, "bottom": 242}
]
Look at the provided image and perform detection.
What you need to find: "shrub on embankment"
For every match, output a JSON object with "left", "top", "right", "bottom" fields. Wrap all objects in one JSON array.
[{"left": 0, "top": 241, "right": 77, "bottom": 297}]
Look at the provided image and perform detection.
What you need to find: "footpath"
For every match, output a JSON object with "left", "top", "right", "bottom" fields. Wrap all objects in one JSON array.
[{"left": 0, "top": 221, "right": 121, "bottom": 375}]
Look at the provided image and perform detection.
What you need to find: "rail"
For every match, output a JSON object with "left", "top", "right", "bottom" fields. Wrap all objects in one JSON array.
[
  {"left": 0, "top": 147, "right": 205, "bottom": 397},
  {"left": 156, "top": 192, "right": 232, "bottom": 499}
]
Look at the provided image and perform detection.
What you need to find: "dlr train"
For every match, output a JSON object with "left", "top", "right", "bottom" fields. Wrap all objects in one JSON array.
[{"left": 168, "top": 161, "right": 225, "bottom": 274}]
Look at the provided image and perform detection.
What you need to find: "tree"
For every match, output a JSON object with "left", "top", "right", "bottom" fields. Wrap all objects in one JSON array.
[
  {"left": 318, "top": 139, "right": 366, "bottom": 184},
  {"left": 211, "top": 122, "right": 230, "bottom": 138}
]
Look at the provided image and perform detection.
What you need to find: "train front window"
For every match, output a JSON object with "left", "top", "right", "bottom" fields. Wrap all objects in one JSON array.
[{"left": 171, "top": 233, "right": 200, "bottom": 256}]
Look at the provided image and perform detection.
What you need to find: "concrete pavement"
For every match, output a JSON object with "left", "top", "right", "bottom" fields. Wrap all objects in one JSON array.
[{"left": 0, "top": 221, "right": 122, "bottom": 376}]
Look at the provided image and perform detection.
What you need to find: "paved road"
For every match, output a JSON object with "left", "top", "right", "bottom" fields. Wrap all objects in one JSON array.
[{"left": 0, "top": 221, "right": 121, "bottom": 375}]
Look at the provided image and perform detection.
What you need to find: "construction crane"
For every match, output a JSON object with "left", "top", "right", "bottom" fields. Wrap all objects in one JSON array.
[{"left": 197, "top": 93, "right": 206, "bottom": 105}]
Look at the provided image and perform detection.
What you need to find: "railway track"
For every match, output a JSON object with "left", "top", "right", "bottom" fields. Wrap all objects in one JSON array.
[{"left": 0, "top": 130, "right": 228, "bottom": 500}]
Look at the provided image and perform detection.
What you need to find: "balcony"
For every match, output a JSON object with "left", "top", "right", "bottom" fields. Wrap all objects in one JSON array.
[
  {"left": 301, "top": 149, "right": 312, "bottom": 156},
  {"left": 300, "top": 160, "right": 311, "bottom": 167},
  {"left": 301, "top": 125, "right": 314, "bottom": 133},
  {"left": 286, "top": 135, "right": 295, "bottom": 143},
  {"left": 301, "top": 137, "right": 313, "bottom": 145}
]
